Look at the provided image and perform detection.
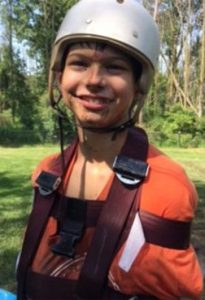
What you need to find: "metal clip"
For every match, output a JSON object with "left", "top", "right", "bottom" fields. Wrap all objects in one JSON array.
[
  {"left": 113, "top": 155, "right": 149, "bottom": 186},
  {"left": 36, "top": 171, "right": 61, "bottom": 196}
]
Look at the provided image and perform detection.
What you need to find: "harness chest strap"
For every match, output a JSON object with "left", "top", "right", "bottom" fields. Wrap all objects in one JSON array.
[
  {"left": 17, "top": 128, "right": 192, "bottom": 300},
  {"left": 17, "top": 127, "right": 149, "bottom": 300},
  {"left": 20, "top": 192, "right": 191, "bottom": 300}
]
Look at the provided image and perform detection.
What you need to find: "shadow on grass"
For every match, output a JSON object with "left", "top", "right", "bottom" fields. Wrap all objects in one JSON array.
[
  {"left": 0, "top": 171, "right": 32, "bottom": 198},
  {"left": 191, "top": 181, "right": 205, "bottom": 289},
  {"left": 195, "top": 180, "right": 205, "bottom": 200},
  {"left": 0, "top": 248, "right": 18, "bottom": 292},
  {"left": 0, "top": 171, "right": 33, "bottom": 292},
  {"left": 193, "top": 180, "right": 205, "bottom": 224},
  {"left": 0, "top": 172, "right": 32, "bottom": 219}
]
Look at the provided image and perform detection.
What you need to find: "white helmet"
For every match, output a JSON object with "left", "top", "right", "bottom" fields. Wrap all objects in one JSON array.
[{"left": 49, "top": 0, "right": 160, "bottom": 108}]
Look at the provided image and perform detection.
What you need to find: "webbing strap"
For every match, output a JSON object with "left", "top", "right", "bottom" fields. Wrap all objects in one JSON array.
[
  {"left": 26, "top": 270, "right": 158, "bottom": 300},
  {"left": 17, "top": 190, "right": 56, "bottom": 300},
  {"left": 17, "top": 127, "right": 192, "bottom": 300},
  {"left": 140, "top": 210, "right": 191, "bottom": 250},
  {"left": 77, "top": 179, "right": 139, "bottom": 299},
  {"left": 17, "top": 139, "right": 78, "bottom": 300},
  {"left": 77, "top": 128, "right": 149, "bottom": 299}
]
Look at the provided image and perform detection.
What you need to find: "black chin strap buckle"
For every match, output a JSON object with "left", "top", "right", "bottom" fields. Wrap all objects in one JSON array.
[
  {"left": 113, "top": 155, "right": 149, "bottom": 186},
  {"left": 52, "top": 199, "right": 87, "bottom": 258}
]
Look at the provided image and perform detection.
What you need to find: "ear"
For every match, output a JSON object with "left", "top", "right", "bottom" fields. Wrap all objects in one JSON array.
[
  {"left": 56, "top": 72, "right": 63, "bottom": 89},
  {"left": 134, "top": 83, "right": 140, "bottom": 98}
]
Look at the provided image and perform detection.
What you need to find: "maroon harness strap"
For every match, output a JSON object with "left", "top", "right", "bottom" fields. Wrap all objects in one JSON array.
[
  {"left": 140, "top": 210, "right": 191, "bottom": 250},
  {"left": 77, "top": 178, "right": 140, "bottom": 299},
  {"left": 17, "top": 190, "right": 56, "bottom": 300},
  {"left": 17, "top": 128, "right": 148, "bottom": 300},
  {"left": 26, "top": 270, "right": 158, "bottom": 300},
  {"left": 17, "top": 127, "right": 192, "bottom": 300},
  {"left": 76, "top": 128, "right": 148, "bottom": 299},
  {"left": 26, "top": 270, "right": 76, "bottom": 300},
  {"left": 17, "top": 139, "right": 78, "bottom": 300}
]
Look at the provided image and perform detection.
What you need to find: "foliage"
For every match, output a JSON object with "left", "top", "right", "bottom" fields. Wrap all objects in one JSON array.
[
  {"left": 0, "top": 45, "right": 39, "bottom": 128},
  {"left": 12, "top": 0, "right": 78, "bottom": 85},
  {"left": 0, "top": 0, "right": 205, "bottom": 145},
  {"left": 144, "top": 104, "right": 205, "bottom": 147},
  {"left": 0, "top": 110, "right": 13, "bottom": 128},
  {"left": 35, "top": 92, "right": 76, "bottom": 144}
]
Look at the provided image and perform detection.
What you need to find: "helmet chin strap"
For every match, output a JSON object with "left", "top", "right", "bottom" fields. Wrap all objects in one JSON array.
[
  {"left": 76, "top": 118, "right": 135, "bottom": 140},
  {"left": 53, "top": 94, "right": 135, "bottom": 140},
  {"left": 52, "top": 97, "right": 135, "bottom": 172}
]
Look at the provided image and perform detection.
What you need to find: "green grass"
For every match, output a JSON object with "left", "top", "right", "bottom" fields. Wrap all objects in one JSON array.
[
  {"left": 0, "top": 145, "right": 204, "bottom": 296},
  {"left": 0, "top": 145, "right": 59, "bottom": 292}
]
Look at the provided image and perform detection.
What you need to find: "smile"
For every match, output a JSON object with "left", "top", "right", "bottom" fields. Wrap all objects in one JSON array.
[{"left": 72, "top": 93, "right": 113, "bottom": 110}]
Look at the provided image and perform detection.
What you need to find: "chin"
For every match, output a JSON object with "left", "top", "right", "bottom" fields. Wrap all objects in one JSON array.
[{"left": 77, "top": 113, "right": 127, "bottom": 129}]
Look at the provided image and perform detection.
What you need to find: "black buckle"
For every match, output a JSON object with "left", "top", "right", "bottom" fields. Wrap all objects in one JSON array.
[
  {"left": 113, "top": 155, "right": 149, "bottom": 185},
  {"left": 36, "top": 171, "right": 61, "bottom": 196},
  {"left": 52, "top": 199, "right": 87, "bottom": 258},
  {"left": 52, "top": 232, "right": 81, "bottom": 258}
]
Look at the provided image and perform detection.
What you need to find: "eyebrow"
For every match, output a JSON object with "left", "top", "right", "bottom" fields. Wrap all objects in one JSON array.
[{"left": 67, "top": 52, "right": 132, "bottom": 64}]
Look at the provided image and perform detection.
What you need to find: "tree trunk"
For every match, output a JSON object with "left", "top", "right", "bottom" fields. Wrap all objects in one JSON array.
[
  {"left": 198, "top": 0, "right": 205, "bottom": 117},
  {"left": 7, "top": 0, "right": 16, "bottom": 121},
  {"left": 183, "top": 0, "right": 191, "bottom": 109}
]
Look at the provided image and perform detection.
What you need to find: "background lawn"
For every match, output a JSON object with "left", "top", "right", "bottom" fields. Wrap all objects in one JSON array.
[{"left": 0, "top": 145, "right": 204, "bottom": 296}]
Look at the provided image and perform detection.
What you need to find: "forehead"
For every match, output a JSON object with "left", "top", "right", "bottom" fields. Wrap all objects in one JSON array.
[{"left": 67, "top": 41, "right": 131, "bottom": 60}]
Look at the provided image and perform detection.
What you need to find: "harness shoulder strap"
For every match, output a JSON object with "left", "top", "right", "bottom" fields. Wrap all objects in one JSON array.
[
  {"left": 77, "top": 127, "right": 149, "bottom": 299},
  {"left": 17, "top": 139, "right": 78, "bottom": 300},
  {"left": 76, "top": 127, "right": 192, "bottom": 299}
]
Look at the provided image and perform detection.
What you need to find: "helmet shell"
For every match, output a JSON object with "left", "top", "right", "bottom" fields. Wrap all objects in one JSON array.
[{"left": 49, "top": 0, "right": 160, "bottom": 104}]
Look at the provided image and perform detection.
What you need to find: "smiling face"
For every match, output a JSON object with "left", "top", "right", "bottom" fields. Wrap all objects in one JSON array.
[{"left": 58, "top": 42, "right": 138, "bottom": 129}]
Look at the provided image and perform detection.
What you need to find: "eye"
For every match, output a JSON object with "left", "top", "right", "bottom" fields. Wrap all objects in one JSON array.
[
  {"left": 106, "top": 62, "right": 129, "bottom": 74},
  {"left": 66, "top": 58, "right": 88, "bottom": 70}
]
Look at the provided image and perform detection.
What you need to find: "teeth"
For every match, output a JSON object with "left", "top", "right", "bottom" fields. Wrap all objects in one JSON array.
[{"left": 81, "top": 96, "right": 108, "bottom": 104}]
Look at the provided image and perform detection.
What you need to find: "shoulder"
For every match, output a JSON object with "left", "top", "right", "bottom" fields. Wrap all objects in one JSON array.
[
  {"left": 31, "top": 152, "right": 61, "bottom": 187},
  {"left": 140, "top": 144, "right": 198, "bottom": 220},
  {"left": 31, "top": 139, "right": 78, "bottom": 187},
  {"left": 147, "top": 144, "right": 190, "bottom": 181}
]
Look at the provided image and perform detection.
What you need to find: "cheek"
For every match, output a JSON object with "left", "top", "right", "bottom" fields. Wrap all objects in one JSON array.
[
  {"left": 58, "top": 70, "right": 73, "bottom": 92},
  {"left": 117, "top": 80, "right": 136, "bottom": 106},
  {"left": 59, "top": 79, "right": 73, "bottom": 107},
  {"left": 62, "top": 95, "right": 72, "bottom": 108}
]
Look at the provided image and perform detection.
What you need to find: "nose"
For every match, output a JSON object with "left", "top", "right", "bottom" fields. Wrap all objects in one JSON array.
[{"left": 85, "top": 64, "right": 105, "bottom": 89}]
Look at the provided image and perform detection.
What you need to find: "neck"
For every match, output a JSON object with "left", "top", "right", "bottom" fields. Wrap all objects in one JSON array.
[{"left": 76, "top": 127, "right": 128, "bottom": 164}]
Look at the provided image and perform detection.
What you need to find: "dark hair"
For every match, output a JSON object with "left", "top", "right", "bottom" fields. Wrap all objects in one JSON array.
[
  {"left": 60, "top": 41, "right": 143, "bottom": 81},
  {"left": 131, "top": 59, "right": 143, "bottom": 81}
]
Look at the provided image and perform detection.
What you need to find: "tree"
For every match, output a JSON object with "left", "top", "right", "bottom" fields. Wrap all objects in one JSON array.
[
  {"left": 198, "top": 0, "right": 205, "bottom": 117},
  {"left": 145, "top": 0, "right": 204, "bottom": 117},
  {"left": 0, "top": 45, "right": 38, "bottom": 128},
  {"left": 0, "top": 0, "right": 38, "bottom": 128},
  {"left": 0, "top": 0, "right": 204, "bottom": 145},
  {"left": 12, "top": 0, "right": 77, "bottom": 88}
]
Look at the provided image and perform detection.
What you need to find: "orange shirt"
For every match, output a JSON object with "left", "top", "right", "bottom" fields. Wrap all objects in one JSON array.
[{"left": 31, "top": 144, "right": 203, "bottom": 300}]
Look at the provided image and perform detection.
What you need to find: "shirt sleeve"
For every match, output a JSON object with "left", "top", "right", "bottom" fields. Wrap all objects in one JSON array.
[{"left": 108, "top": 146, "right": 204, "bottom": 299}]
